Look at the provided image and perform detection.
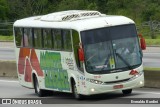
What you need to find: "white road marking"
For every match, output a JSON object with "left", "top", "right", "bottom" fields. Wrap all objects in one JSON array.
[{"left": 0, "top": 80, "right": 18, "bottom": 83}]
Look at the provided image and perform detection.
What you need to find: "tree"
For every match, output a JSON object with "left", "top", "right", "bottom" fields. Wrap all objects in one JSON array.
[
  {"left": 7, "top": 0, "right": 48, "bottom": 20},
  {"left": 95, "top": 0, "right": 108, "bottom": 13},
  {"left": 57, "top": 0, "right": 87, "bottom": 11},
  {"left": 0, "top": 0, "right": 9, "bottom": 20}
]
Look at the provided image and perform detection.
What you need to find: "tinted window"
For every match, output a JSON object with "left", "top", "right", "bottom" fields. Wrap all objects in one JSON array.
[
  {"left": 34, "top": 28, "right": 42, "bottom": 48},
  {"left": 63, "top": 30, "right": 72, "bottom": 51},
  {"left": 14, "top": 27, "right": 23, "bottom": 47},
  {"left": 23, "top": 28, "right": 33, "bottom": 47},
  {"left": 81, "top": 24, "right": 137, "bottom": 45},
  {"left": 81, "top": 24, "right": 141, "bottom": 74},
  {"left": 43, "top": 29, "right": 52, "bottom": 49},
  {"left": 53, "top": 29, "right": 62, "bottom": 50}
]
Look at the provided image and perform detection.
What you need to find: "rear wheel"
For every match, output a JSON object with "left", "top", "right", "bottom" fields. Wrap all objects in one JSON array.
[
  {"left": 122, "top": 89, "right": 132, "bottom": 95},
  {"left": 72, "top": 81, "right": 83, "bottom": 100},
  {"left": 34, "top": 76, "right": 45, "bottom": 97}
]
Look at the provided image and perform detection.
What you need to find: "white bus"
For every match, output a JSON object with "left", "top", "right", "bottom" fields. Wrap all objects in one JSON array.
[{"left": 13, "top": 10, "right": 146, "bottom": 99}]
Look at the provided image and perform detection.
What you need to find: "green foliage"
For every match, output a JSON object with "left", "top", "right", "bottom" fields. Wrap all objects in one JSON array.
[
  {"left": 87, "top": 2, "right": 98, "bottom": 10},
  {"left": 1, "top": 0, "right": 160, "bottom": 38},
  {"left": 57, "top": 0, "right": 87, "bottom": 11},
  {"left": 0, "top": 0, "right": 9, "bottom": 20},
  {"left": 145, "top": 39, "right": 160, "bottom": 46},
  {"left": 2, "top": 0, "right": 160, "bottom": 22},
  {"left": 0, "top": 35, "right": 13, "bottom": 41},
  {"left": 144, "top": 67, "right": 160, "bottom": 71}
]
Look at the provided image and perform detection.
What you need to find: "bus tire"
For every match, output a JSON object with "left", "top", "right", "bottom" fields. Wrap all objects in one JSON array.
[
  {"left": 72, "top": 80, "right": 83, "bottom": 100},
  {"left": 122, "top": 89, "right": 132, "bottom": 95},
  {"left": 34, "top": 76, "right": 45, "bottom": 97}
]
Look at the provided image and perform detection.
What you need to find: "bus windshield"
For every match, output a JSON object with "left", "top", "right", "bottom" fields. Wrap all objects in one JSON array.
[{"left": 81, "top": 24, "right": 142, "bottom": 74}]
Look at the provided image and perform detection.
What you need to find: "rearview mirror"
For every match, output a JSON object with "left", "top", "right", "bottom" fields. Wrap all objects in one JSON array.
[
  {"left": 140, "top": 37, "right": 146, "bottom": 50},
  {"left": 138, "top": 34, "right": 146, "bottom": 50},
  {"left": 78, "top": 48, "right": 84, "bottom": 62}
]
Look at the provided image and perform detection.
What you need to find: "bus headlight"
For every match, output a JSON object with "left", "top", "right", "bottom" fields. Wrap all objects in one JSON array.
[{"left": 86, "top": 78, "right": 103, "bottom": 84}]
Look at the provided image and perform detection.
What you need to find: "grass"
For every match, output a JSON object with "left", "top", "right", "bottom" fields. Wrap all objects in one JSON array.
[
  {"left": 0, "top": 35, "right": 14, "bottom": 41},
  {"left": 144, "top": 67, "right": 160, "bottom": 71},
  {"left": 145, "top": 39, "right": 160, "bottom": 46}
]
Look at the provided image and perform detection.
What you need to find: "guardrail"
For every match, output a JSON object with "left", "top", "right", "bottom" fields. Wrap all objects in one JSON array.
[{"left": 0, "top": 21, "right": 13, "bottom": 35}]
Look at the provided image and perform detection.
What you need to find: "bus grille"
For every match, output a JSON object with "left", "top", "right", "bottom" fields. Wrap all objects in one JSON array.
[{"left": 104, "top": 78, "right": 130, "bottom": 84}]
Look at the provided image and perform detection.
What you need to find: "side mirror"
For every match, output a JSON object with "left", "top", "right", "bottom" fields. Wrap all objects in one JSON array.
[
  {"left": 140, "top": 37, "right": 146, "bottom": 50},
  {"left": 78, "top": 48, "right": 84, "bottom": 62},
  {"left": 138, "top": 34, "right": 146, "bottom": 50}
]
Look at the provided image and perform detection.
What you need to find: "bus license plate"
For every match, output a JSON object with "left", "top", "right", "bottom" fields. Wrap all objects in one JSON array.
[{"left": 113, "top": 85, "right": 123, "bottom": 89}]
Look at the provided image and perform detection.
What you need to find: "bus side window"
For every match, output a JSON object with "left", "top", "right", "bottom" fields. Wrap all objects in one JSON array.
[
  {"left": 43, "top": 29, "right": 52, "bottom": 49},
  {"left": 72, "top": 30, "right": 83, "bottom": 71},
  {"left": 33, "top": 28, "right": 42, "bottom": 48},
  {"left": 62, "top": 30, "right": 72, "bottom": 51},
  {"left": 53, "top": 29, "right": 62, "bottom": 50},
  {"left": 14, "top": 27, "right": 23, "bottom": 47},
  {"left": 23, "top": 28, "right": 33, "bottom": 47}
]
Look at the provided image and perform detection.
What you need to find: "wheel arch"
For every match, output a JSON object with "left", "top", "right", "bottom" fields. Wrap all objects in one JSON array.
[{"left": 70, "top": 76, "right": 77, "bottom": 93}]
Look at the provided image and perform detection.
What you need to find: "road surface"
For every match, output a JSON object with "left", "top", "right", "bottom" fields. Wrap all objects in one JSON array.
[
  {"left": 143, "top": 47, "right": 160, "bottom": 68},
  {"left": 0, "top": 47, "right": 15, "bottom": 61},
  {"left": 0, "top": 78, "right": 160, "bottom": 104},
  {"left": 0, "top": 42, "right": 15, "bottom": 61}
]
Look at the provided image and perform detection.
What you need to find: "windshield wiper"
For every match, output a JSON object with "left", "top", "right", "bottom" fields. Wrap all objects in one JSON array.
[{"left": 115, "top": 52, "right": 132, "bottom": 69}]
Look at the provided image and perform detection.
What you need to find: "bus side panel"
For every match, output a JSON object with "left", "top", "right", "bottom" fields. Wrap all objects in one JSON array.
[
  {"left": 16, "top": 48, "right": 84, "bottom": 93},
  {"left": 16, "top": 48, "right": 32, "bottom": 88},
  {"left": 38, "top": 50, "right": 71, "bottom": 92},
  {"left": 16, "top": 48, "right": 44, "bottom": 88}
]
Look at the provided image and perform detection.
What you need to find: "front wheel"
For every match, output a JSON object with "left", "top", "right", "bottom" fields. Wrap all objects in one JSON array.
[
  {"left": 72, "top": 81, "right": 83, "bottom": 100},
  {"left": 122, "top": 89, "right": 132, "bottom": 95}
]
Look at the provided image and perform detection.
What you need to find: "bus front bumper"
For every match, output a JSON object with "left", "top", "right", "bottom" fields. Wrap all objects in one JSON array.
[{"left": 82, "top": 74, "right": 144, "bottom": 95}]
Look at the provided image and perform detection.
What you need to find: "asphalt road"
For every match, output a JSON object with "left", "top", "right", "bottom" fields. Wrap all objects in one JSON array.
[
  {"left": 0, "top": 47, "right": 15, "bottom": 61},
  {"left": 0, "top": 78, "right": 160, "bottom": 104},
  {"left": 143, "top": 52, "right": 160, "bottom": 68},
  {"left": 143, "top": 47, "right": 160, "bottom": 68}
]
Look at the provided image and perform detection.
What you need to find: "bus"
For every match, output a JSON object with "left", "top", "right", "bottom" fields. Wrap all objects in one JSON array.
[{"left": 13, "top": 10, "right": 146, "bottom": 99}]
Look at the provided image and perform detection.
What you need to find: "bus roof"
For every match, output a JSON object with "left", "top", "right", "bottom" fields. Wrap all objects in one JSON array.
[{"left": 14, "top": 10, "right": 135, "bottom": 31}]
